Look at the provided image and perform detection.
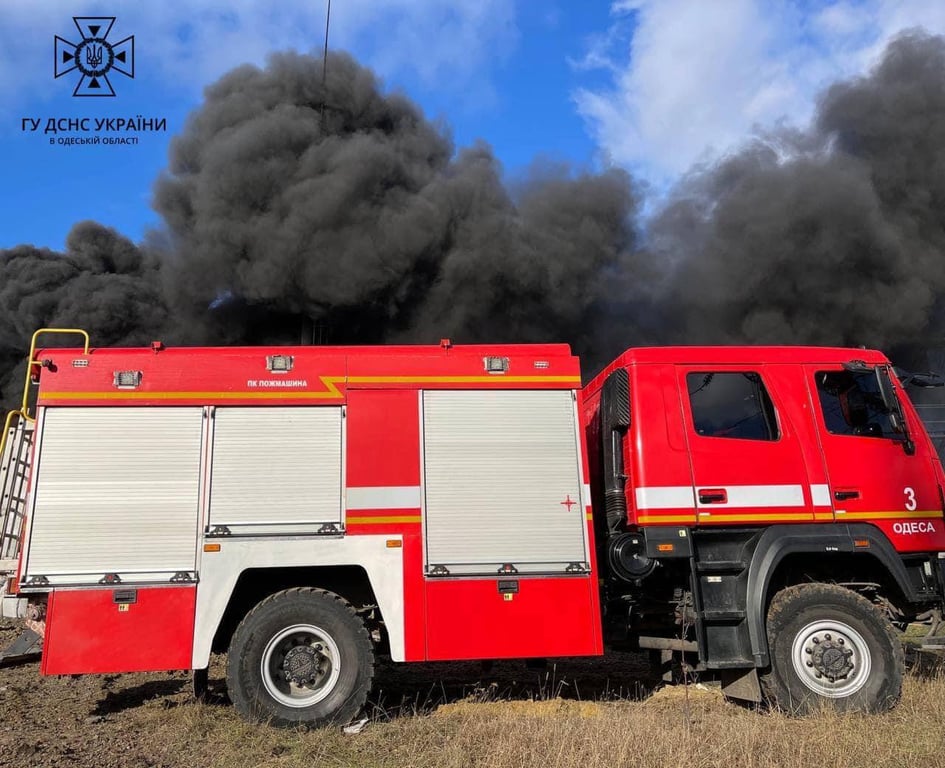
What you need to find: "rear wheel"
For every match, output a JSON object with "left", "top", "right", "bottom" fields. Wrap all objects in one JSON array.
[
  {"left": 226, "top": 587, "right": 374, "bottom": 727},
  {"left": 762, "top": 583, "right": 902, "bottom": 714}
]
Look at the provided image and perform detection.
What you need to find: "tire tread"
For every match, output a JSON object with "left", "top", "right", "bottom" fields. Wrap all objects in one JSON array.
[
  {"left": 226, "top": 586, "right": 374, "bottom": 727},
  {"left": 761, "top": 582, "right": 902, "bottom": 715}
]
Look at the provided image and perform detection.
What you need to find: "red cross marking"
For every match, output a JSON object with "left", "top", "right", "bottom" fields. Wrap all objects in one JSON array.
[{"left": 560, "top": 494, "right": 576, "bottom": 511}]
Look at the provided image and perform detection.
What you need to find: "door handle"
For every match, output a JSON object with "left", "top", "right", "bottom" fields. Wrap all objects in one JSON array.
[
  {"left": 834, "top": 489, "right": 860, "bottom": 501},
  {"left": 698, "top": 488, "right": 728, "bottom": 504}
]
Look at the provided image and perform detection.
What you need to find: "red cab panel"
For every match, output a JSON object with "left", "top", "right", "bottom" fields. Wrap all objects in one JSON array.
[
  {"left": 42, "top": 586, "right": 196, "bottom": 675},
  {"left": 627, "top": 364, "right": 698, "bottom": 526},
  {"left": 676, "top": 364, "right": 815, "bottom": 525},
  {"left": 805, "top": 363, "right": 945, "bottom": 551},
  {"left": 424, "top": 576, "right": 602, "bottom": 660}
]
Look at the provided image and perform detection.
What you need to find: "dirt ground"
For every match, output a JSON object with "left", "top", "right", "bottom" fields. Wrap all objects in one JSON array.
[
  {"left": 4, "top": 617, "right": 945, "bottom": 768},
  {"left": 0, "top": 618, "right": 657, "bottom": 767}
]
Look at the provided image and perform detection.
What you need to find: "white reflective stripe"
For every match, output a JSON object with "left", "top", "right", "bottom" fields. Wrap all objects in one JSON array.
[
  {"left": 635, "top": 484, "right": 806, "bottom": 510},
  {"left": 697, "top": 484, "right": 804, "bottom": 508},
  {"left": 635, "top": 486, "right": 696, "bottom": 509},
  {"left": 346, "top": 486, "right": 422, "bottom": 510},
  {"left": 581, "top": 483, "right": 592, "bottom": 509},
  {"left": 810, "top": 484, "right": 832, "bottom": 507}
]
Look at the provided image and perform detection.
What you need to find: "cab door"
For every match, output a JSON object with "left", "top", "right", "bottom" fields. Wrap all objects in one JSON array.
[
  {"left": 805, "top": 364, "right": 941, "bottom": 543},
  {"left": 676, "top": 365, "right": 814, "bottom": 525}
]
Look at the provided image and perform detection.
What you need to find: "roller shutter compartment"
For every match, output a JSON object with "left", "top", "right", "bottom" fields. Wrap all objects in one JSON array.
[
  {"left": 208, "top": 407, "right": 343, "bottom": 534},
  {"left": 25, "top": 407, "right": 203, "bottom": 583},
  {"left": 423, "top": 390, "right": 587, "bottom": 575}
]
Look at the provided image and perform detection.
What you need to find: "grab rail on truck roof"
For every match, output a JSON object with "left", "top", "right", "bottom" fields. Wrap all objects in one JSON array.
[{"left": 0, "top": 328, "right": 90, "bottom": 461}]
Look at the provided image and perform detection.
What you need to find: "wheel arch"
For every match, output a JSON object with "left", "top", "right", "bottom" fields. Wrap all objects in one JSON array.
[
  {"left": 745, "top": 523, "right": 923, "bottom": 667},
  {"left": 210, "top": 565, "right": 382, "bottom": 657},
  {"left": 192, "top": 536, "right": 406, "bottom": 669}
]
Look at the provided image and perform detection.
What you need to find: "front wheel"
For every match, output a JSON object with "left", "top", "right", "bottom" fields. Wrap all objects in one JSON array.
[
  {"left": 762, "top": 583, "right": 902, "bottom": 714},
  {"left": 226, "top": 587, "right": 374, "bottom": 727}
]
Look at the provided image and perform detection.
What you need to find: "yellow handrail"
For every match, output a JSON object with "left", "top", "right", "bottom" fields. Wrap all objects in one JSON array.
[
  {"left": 20, "top": 328, "right": 91, "bottom": 417},
  {"left": 0, "top": 329, "right": 90, "bottom": 534}
]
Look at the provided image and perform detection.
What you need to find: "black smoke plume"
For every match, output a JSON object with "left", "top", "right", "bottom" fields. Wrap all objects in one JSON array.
[
  {"left": 0, "top": 222, "right": 167, "bottom": 407},
  {"left": 152, "top": 51, "right": 638, "bottom": 353},
  {"left": 3, "top": 33, "right": 945, "bottom": 411},
  {"left": 648, "top": 31, "right": 945, "bottom": 351}
]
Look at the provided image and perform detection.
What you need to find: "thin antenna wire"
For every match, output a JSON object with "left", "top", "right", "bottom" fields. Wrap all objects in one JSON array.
[
  {"left": 322, "top": 0, "right": 331, "bottom": 89},
  {"left": 319, "top": 0, "right": 332, "bottom": 127},
  {"left": 307, "top": 0, "right": 332, "bottom": 347}
]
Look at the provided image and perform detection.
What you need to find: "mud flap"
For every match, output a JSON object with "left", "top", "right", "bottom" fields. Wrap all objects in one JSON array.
[
  {"left": 0, "top": 628, "right": 42, "bottom": 667},
  {"left": 720, "top": 667, "right": 762, "bottom": 703}
]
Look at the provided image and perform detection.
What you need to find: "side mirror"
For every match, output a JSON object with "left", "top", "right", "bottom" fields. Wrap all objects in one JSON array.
[
  {"left": 875, "top": 367, "right": 901, "bottom": 430},
  {"left": 903, "top": 372, "right": 945, "bottom": 388},
  {"left": 876, "top": 366, "right": 915, "bottom": 455}
]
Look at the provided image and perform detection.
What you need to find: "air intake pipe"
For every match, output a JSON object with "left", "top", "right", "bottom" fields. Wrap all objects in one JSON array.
[{"left": 600, "top": 368, "right": 630, "bottom": 534}]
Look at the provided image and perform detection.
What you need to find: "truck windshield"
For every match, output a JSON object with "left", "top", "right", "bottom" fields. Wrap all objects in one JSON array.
[{"left": 816, "top": 370, "right": 898, "bottom": 439}]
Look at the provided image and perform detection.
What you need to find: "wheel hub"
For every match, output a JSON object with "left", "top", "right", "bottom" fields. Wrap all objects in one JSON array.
[
  {"left": 282, "top": 645, "right": 323, "bottom": 685},
  {"left": 807, "top": 634, "right": 855, "bottom": 682},
  {"left": 791, "top": 619, "right": 871, "bottom": 698},
  {"left": 261, "top": 624, "right": 342, "bottom": 708}
]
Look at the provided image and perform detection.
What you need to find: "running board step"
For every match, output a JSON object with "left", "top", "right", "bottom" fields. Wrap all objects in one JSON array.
[
  {"left": 694, "top": 560, "right": 748, "bottom": 573},
  {"left": 700, "top": 610, "right": 747, "bottom": 622}
]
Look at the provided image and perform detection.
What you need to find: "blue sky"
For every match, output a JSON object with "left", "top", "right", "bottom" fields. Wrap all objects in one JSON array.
[{"left": 2, "top": 0, "right": 945, "bottom": 251}]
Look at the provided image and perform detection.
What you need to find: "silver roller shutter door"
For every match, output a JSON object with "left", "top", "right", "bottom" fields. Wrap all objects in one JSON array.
[
  {"left": 209, "top": 407, "right": 342, "bottom": 532},
  {"left": 423, "top": 390, "right": 586, "bottom": 574},
  {"left": 25, "top": 407, "right": 203, "bottom": 581}
]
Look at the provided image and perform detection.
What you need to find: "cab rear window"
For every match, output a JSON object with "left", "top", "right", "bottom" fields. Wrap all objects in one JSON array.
[{"left": 686, "top": 372, "right": 779, "bottom": 441}]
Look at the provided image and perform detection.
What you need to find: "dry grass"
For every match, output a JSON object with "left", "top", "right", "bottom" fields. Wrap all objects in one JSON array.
[
  {"left": 112, "top": 672, "right": 945, "bottom": 768},
  {"left": 2, "top": 610, "right": 944, "bottom": 768},
  {"left": 4, "top": 653, "right": 945, "bottom": 768}
]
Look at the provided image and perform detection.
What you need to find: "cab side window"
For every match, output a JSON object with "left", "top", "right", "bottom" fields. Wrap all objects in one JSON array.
[
  {"left": 686, "top": 372, "right": 779, "bottom": 441},
  {"left": 816, "top": 370, "right": 896, "bottom": 439}
]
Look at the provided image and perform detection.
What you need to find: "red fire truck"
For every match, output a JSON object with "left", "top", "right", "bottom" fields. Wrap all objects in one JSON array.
[{"left": 1, "top": 329, "right": 944, "bottom": 725}]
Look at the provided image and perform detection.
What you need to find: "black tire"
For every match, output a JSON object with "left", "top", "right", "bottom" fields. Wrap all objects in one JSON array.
[
  {"left": 226, "top": 587, "right": 374, "bottom": 727},
  {"left": 761, "top": 583, "right": 902, "bottom": 714}
]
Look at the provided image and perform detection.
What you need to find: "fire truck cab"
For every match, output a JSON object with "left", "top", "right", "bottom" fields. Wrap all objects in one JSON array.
[
  {"left": 2, "top": 331, "right": 944, "bottom": 724},
  {"left": 584, "top": 346, "right": 945, "bottom": 711}
]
